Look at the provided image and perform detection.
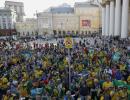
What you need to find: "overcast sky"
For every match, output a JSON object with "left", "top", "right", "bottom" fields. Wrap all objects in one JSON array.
[{"left": 0, "top": 0, "right": 89, "bottom": 18}]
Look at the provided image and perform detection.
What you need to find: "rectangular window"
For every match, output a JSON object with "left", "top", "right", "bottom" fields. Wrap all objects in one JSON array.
[
  {"left": 8, "top": 23, "right": 11, "bottom": 29},
  {"left": 8, "top": 18, "right": 11, "bottom": 23},
  {"left": 3, "top": 23, "right": 6, "bottom": 29},
  {"left": 2, "top": 18, "right": 6, "bottom": 23},
  {"left": 14, "top": 6, "right": 17, "bottom": 13},
  {"left": 20, "top": 7, "right": 23, "bottom": 13}
]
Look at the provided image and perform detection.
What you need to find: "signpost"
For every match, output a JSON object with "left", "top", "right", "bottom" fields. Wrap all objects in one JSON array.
[
  {"left": 64, "top": 37, "right": 73, "bottom": 49},
  {"left": 64, "top": 37, "right": 73, "bottom": 89}
]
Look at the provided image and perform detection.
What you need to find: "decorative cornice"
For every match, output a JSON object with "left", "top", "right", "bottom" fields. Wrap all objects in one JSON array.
[
  {"left": 100, "top": 0, "right": 106, "bottom": 7},
  {"left": 100, "top": 0, "right": 112, "bottom": 6},
  {"left": 105, "top": 0, "right": 110, "bottom": 5},
  {"left": 109, "top": 0, "right": 114, "bottom": 2}
]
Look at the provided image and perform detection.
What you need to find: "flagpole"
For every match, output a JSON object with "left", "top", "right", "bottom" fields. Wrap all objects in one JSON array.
[
  {"left": 64, "top": 36, "right": 73, "bottom": 90},
  {"left": 36, "top": 10, "right": 39, "bottom": 36},
  {"left": 68, "top": 48, "right": 71, "bottom": 90}
]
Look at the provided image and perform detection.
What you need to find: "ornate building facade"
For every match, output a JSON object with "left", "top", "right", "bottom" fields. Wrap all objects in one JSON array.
[
  {"left": 5, "top": 1, "right": 25, "bottom": 22},
  {"left": 101, "top": 0, "right": 130, "bottom": 38},
  {"left": 37, "top": 2, "right": 100, "bottom": 36},
  {"left": 0, "top": 8, "right": 16, "bottom": 36}
]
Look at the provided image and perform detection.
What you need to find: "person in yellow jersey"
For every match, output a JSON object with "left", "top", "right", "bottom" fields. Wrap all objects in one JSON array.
[
  {"left": 63, "top": 57, "right": 68, "bottom": 65},
  {"left": 77, "top": 64, "right": 83, "bottom": 72},
  {"left": 89, "top": 68, "right": 96, "bottom": 78},
  {"left": 0, "top": 78, "right": 2, "bottom": 88},
  {"left": 34, "top": 68, "right": 43, "bottom": 78},
  {"left": 1, "top": 76, "right": 8, "bottom": 90},
  {"left": 86, "top": 75, "right": 93, "bottom": 93},
  {"left": 18, "top": 79, "right": 28, "bottom": 98},
  {"left": 115, "top": 86, "right": 125, "bottom": 100},
  {"left": 127, "top": 75, "right": 130, "bottom": 84},
  {"left": 102, "top": 78, "right": 113, "bottom": 91},
  {"left": 2, "top": 90, "right": 14, "bottom": 100},
  {"left": 122, "top": 86, "right": 128, "bottom": 100},
  {"left": 109, "top": 86, "right": 117, "bottom": 100},
  {"left": 0, "top": 63, "right": 3, "bottom": 68},
  {"left": 99, "top": 91, "right": 105, "bottom": 100},
  {"left": 119, "top": 62, "right": 126, "bottom": 71}
]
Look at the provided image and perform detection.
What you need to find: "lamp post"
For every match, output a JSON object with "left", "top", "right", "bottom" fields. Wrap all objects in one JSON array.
[
  {"left": 66, "top": 18, "right": 68, "bottom": 37},
  {"left": 34, "top": 10, "right": 39, "bottom": 36},
  {"left": 61, "top": 22, "right": 63, "bottom": 37}
]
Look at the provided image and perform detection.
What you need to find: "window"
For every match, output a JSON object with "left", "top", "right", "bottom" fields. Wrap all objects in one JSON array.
[
  {"left": 14, "top": 6, "right": 17, "bottom": 12},
  {"left": 2, "top": 18, "right": 6, "bottom": 23},
  {"left": 3, "top": 23, "right": 6, "bottom": 29},
  {"left": 20, "top": 7, "right": 23, "bottom": 13},
  {"left": 8, "top": 23, "right": 11, "bottom": 29}
]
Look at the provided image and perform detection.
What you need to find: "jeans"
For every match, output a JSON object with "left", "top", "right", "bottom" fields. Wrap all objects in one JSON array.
[{"left": 80, "top": 95, "right": 87, "bottom": 100}]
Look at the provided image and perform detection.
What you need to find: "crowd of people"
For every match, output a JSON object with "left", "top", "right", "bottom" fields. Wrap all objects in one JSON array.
[{"left": 0, "top": 36, "right": 130, "bottom": 100}]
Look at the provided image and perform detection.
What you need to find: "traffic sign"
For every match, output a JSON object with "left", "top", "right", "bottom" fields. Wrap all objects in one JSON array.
[{"left": 64, "top": 37, "right": 73, "bottom": 48}]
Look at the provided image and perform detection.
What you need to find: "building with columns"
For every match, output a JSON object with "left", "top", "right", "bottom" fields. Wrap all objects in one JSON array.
[
  {"left": 0, "top": 8, "right": 16, "bottom": 36},
  {"left": 5, "top": 1, "right": 25, "bottom": 22},
  {"left": 101, "top": 0, "right": 130, "bottom": 38},
  {"left": 37, "top": 2, "right": 100, "bottom": 36}
]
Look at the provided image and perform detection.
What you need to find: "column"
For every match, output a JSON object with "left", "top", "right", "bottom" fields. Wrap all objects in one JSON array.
[
  {"left": 11, "top": 16, "right": 14, "bottom": 29},
  {"left": 102, "top": 7, "right": 106, "bottom": 36},
  {"left": 121, "top": 0, "right": 129, "bottom": 38},
  {"left": 21, "top": 6, "right": 24, "bottom": 14},
  {"left": 5, "top": 16, "right": 9, "bottom": 29},
  {"left": 21, "top": 6, "right": 24, "bottom": 21},
  {"left": 0, "top": 16, "right": 3, "bottom": 29},
  {"left": 17, "top": 6, "right": 20, "bottom": 13},
  {"left": 109, "top": 0, "right": 115, "bottom": 36},
  {"left": 114, "top": 0, "right": 121, "bottom": 36},
  {"left": 105, "top": 3, "right": 110, "bottom": 36}
]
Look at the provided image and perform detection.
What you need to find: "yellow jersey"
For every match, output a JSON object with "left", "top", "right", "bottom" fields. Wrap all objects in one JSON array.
[{"left": 103, "top": 81, "right": 113, "bottom": 90}]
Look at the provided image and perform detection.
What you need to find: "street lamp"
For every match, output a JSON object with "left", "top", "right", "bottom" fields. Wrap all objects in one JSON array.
[{"left": 61, "top": 22, "right": 63, "bottom": 37}]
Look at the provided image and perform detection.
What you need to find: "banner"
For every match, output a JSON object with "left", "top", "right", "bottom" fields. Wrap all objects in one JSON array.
[{"left": 82, "top": 20, "right": 91, "bottom": 27}]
